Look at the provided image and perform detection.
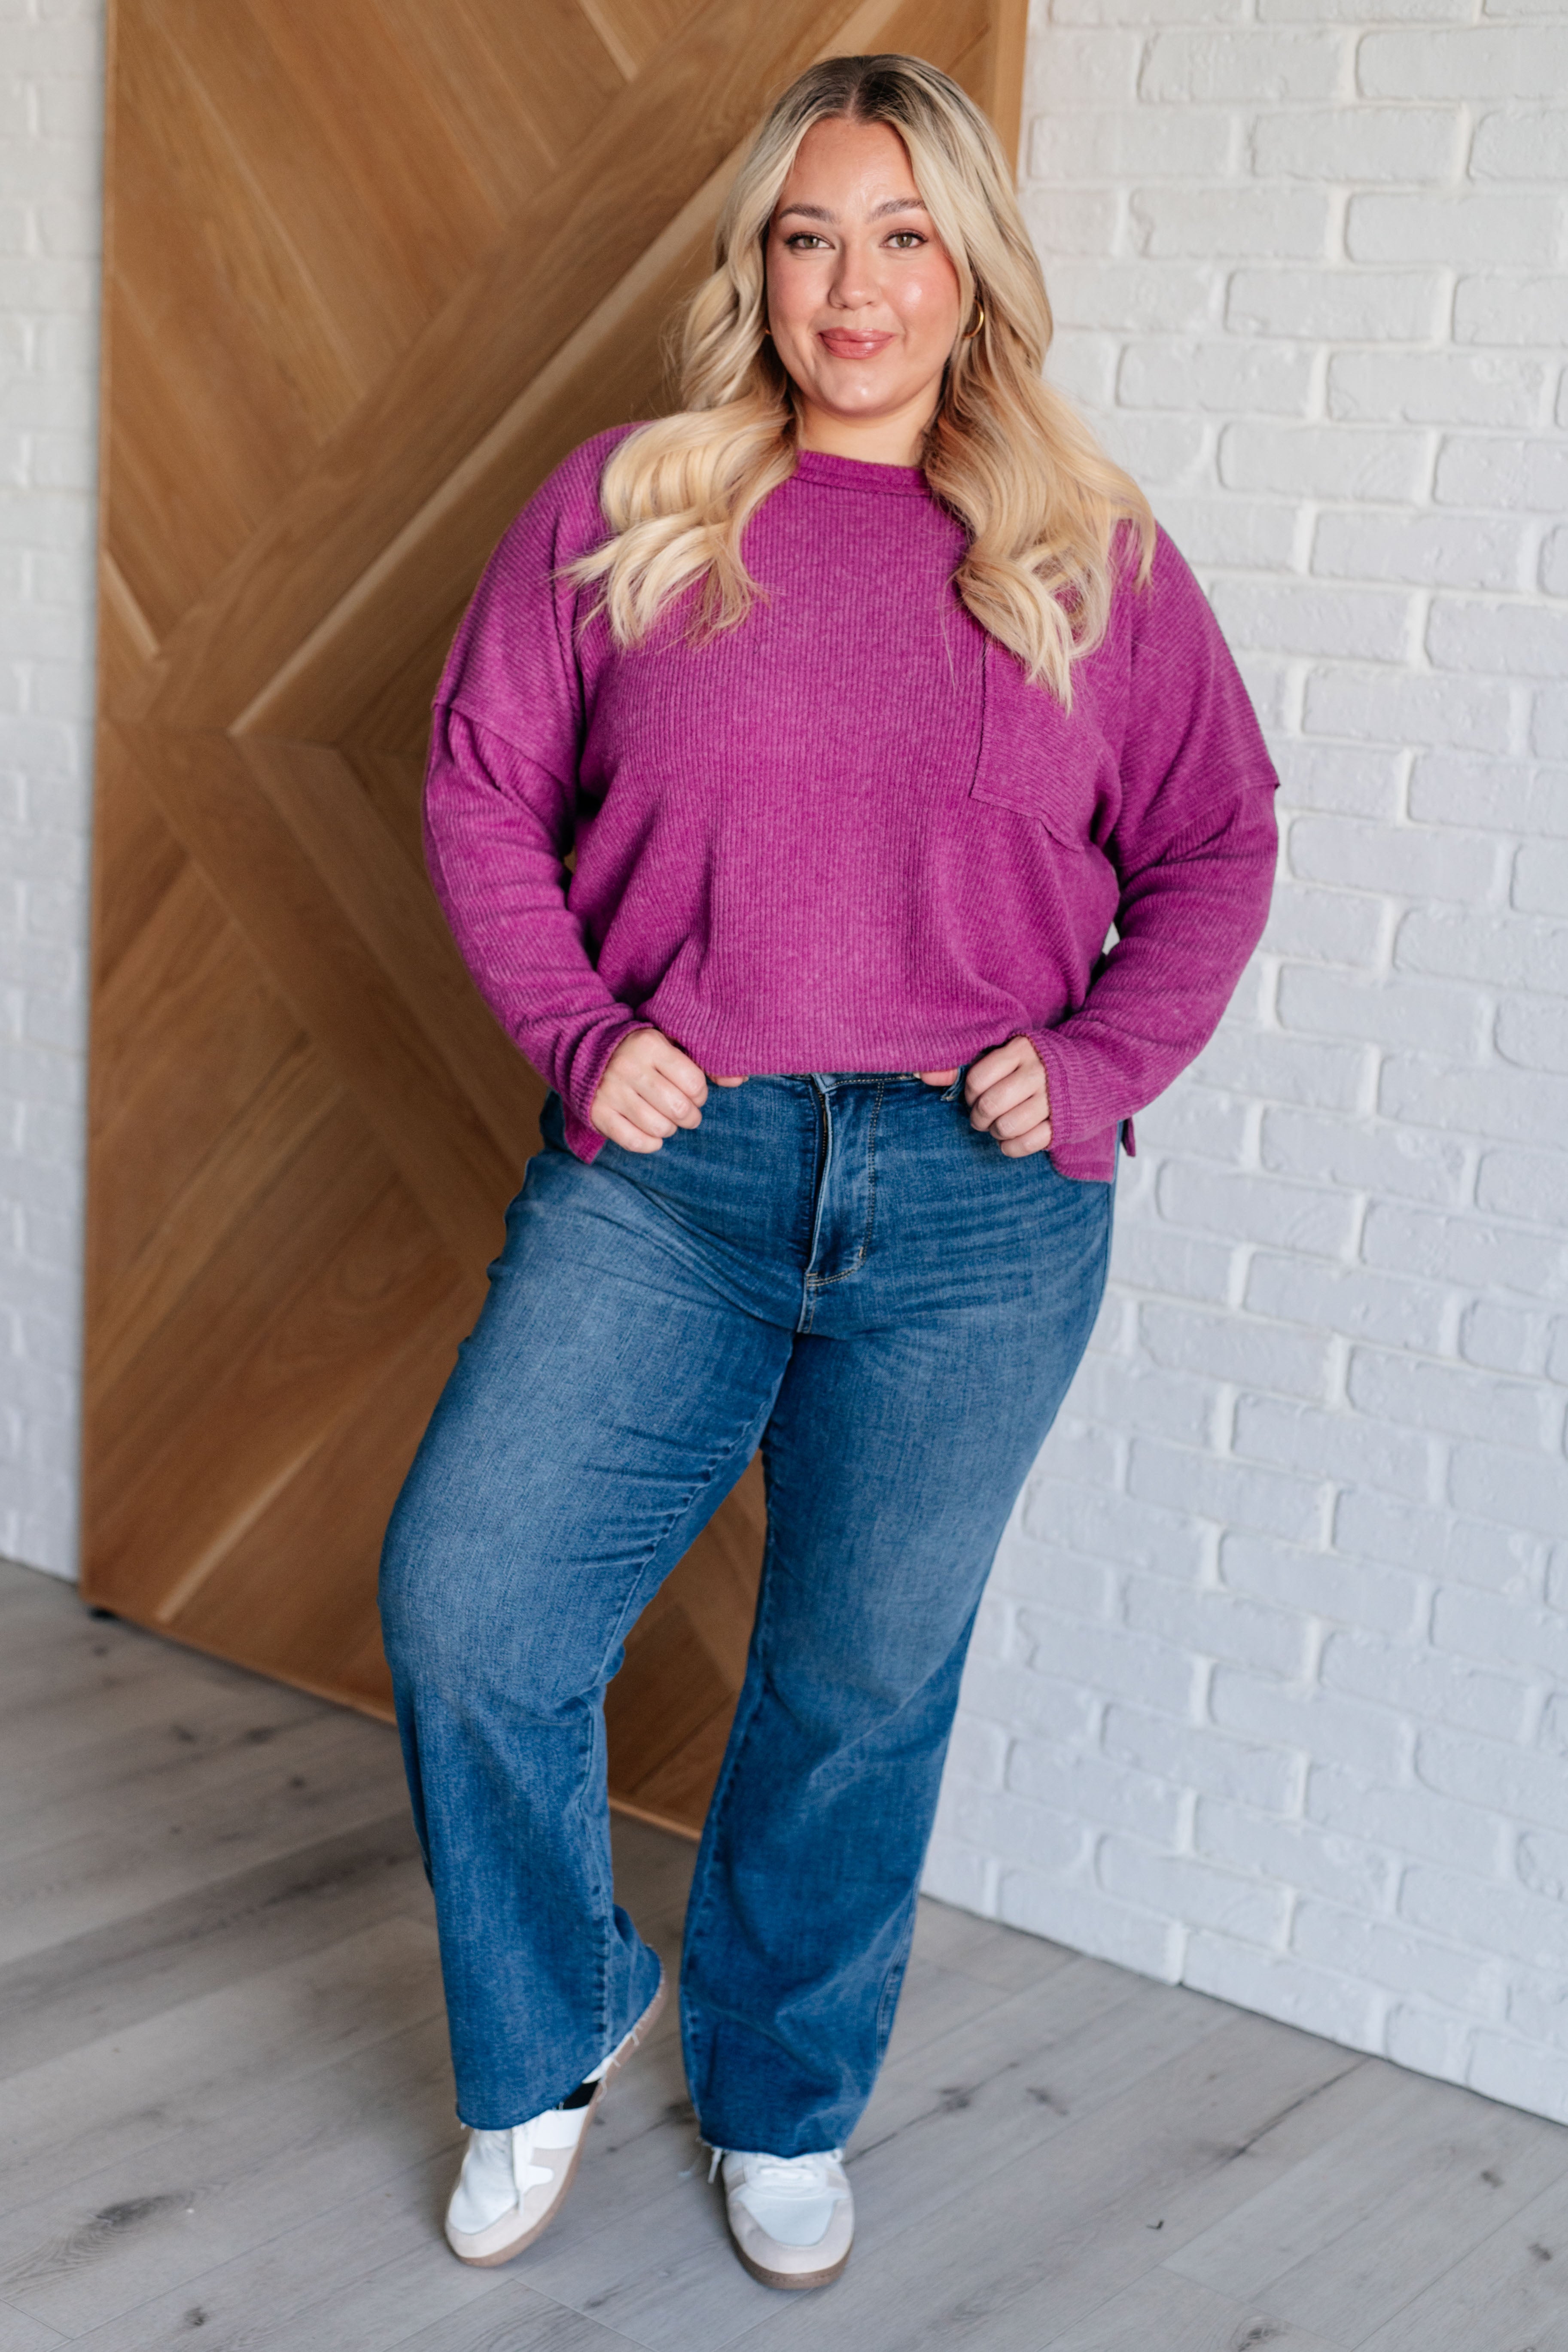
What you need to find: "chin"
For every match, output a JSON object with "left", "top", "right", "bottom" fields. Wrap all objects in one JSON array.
[{"left": 815, "top": 376, "right": 899, "bottom": 408}]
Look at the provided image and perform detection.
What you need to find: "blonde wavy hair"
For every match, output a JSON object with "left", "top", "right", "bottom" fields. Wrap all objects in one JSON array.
[{"left": 570, "top": 52, "right": 1154, "bottom": 704}]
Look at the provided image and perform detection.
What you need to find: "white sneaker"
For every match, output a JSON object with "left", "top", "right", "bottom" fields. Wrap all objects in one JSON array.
[
  {"left": 719, "top": 2147, "right": 854, "bottom": 2288},
  {"left": 444, "top": 1973, "right": 665, "bottom": 2266}
]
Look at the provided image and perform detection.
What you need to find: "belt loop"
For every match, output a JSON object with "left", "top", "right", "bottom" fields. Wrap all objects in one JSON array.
[{"left": 941, "top": 1065, "right": 969, "bottom": 1104}]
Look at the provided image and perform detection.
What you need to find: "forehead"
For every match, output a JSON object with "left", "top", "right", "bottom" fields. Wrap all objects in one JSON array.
[{"left": 776, "top": 116, "right": 922, "bottom": 205}]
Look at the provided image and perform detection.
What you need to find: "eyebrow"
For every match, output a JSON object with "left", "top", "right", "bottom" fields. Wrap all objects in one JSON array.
[{"left": 775, "top": 196, "right": 929, "bottom": 224}]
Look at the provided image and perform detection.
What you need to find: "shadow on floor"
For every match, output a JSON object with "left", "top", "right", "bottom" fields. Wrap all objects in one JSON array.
[{"left": 2, "top": 1561, "right": 1565, "bottom": 2352}]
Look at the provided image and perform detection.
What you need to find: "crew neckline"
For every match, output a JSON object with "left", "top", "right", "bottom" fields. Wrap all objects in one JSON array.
[{"left": 792, "top": 447, "right": 930, "bottom": 496}]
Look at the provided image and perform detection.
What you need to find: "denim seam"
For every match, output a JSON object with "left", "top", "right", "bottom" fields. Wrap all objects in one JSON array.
[
  {"left": 874, "top": 1912, "right": 916, "bottom": 2062},
  {"left": 682, "top": 1640, "right": 774, "bottom": 1969},
  {"left": 679, "top": 1518, "right": 782, "bottom": 2115},
  {"left": 805, "top": 1076, "right": 884, "bottom": 1291},
  {"left": 798, "top": 1079, "right": 833, "bottom": 1332},
  {"left": 585, "top": 1414, "right": 768, "bottom": 2085},
  {"left": 575, "top": 1704, "right": 612, "bottom": 2073}
]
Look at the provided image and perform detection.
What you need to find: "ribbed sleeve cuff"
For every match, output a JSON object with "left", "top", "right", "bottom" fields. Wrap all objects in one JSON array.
[
  {"left": 1027, "top": 1026, "right": 1079, "bottom": 1142},
  {"left": 556, "top": 1015, "right": 658, "bottom": 1165},
  {"left": 562, "top": 1104, "right": 609, "bottom": 1164},
  {"left": 1027, "top": 1027, "right": 1122, "bottom": 1185}
]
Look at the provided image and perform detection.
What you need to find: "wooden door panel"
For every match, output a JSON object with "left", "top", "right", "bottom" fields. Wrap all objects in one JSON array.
[
  {"left": 88, "top": 872, "right": 305, "bottom": 1293},
  {"left": 88, "top": 0, "right": 1027, "bottom": 1835},
  {"left": 88, "top": 1041, "right": 342, "bottom": 1404},
  {"left": 119, "top": 0, "right": 962, "bottom": 735},
  {"left": 585, "top": 0, "right": 712, "bottom": 79},
  {"left": 168, "top": 1294, "right": 475, "bottom": 1708},
  {"left": 91, "top": 1104, "right": 414, "bottom": 1491},
  {"left": 337, "top": 746, "right": 427, "bottom": 866},
  {"left": 88, "top": 742, "right": 186, "bottom": 992},
  {"left": 234, "top": 737, "right": 543, "bottom": 1167},
  {"left": 106, "top": 161, "right": 316, "bottom": 629},
  {"left": 96, "top": 1181, "right": 467, "bottom": 1631},
  {"left": 119, "top": 724, "right": 520, "bottom": 1266},
  {"left": 95, "top": 554, "right": 161, "bottom": 719},
  {"left": 223, "top": 3, "right": 519, "bottom": 309},
  {"left": 117, "top": 18, "right": 372, "bottom": 441},
  {"left": 374, "top": 0, "right": 634, "bottom": 192}
]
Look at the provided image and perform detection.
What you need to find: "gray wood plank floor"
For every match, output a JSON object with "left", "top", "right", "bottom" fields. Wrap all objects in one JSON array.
[{"left": 3, "top": 1558, "right": 1565, "bottom": 2352}]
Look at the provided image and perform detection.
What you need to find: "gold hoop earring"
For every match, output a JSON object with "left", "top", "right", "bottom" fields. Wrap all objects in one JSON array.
[{"left": 963, "top": 301, "right": 985, "bottom": 340}]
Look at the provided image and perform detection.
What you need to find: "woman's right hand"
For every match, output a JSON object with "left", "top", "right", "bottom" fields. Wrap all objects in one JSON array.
[{"left": 589, "top": 1030, "right": 747, "bottom": 1152}]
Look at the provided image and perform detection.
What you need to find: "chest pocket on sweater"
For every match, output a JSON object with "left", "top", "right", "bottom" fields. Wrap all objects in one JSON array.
[{"left": 968, "top": 638, "right": 1109, "bottom": 853}]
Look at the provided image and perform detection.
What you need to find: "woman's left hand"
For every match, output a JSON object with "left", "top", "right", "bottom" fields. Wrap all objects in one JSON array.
[{"left": 916, "top": 1036, "right": 1053, "bottom": 1158}]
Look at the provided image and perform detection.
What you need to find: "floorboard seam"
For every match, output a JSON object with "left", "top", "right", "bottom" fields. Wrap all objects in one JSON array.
[{"left": 1337, "top": 2145, "right": 1568, "bottom": 2352}]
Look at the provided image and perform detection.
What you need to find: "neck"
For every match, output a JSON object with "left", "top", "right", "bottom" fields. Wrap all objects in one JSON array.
[{"left": 793, "top": 391, "right": 937, "bottom": 469}]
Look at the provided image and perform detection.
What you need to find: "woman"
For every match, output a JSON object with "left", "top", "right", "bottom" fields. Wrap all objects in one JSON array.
[{"left": 379, "top": 52, "right": 1277, "bottom": 2292}]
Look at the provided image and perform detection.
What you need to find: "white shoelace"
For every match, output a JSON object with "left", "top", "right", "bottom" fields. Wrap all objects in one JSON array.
[{"left": 708, "top": 2145, "right": 845, "bottom": 2186}]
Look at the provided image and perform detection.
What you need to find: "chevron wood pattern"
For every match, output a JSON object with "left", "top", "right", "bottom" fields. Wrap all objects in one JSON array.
[{"left": 86, "top": 0, "right": 1028, "bottom": 1833}]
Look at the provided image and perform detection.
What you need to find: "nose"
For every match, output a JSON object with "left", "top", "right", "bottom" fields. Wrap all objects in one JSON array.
[{"left": 828, "top": 242, "right": 878, "bottom": 310}]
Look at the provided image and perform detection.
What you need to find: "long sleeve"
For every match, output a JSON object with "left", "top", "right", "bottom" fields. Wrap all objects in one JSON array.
[
  {"left": 422, "top": 432, "right": 655, "bottom": 1163},
  {"left": 1028, "top": 533, "right": 1280, "bottom": 1180},
  {"left": 423, "top": 707, "right": 652, "bottom": 1163},
  {"left": 422, "top": 442, "right": 1278, "bottom": 1181}
]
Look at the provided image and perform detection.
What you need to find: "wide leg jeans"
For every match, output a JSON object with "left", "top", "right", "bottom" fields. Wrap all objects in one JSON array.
[{"left": 378, "top": 1070, "right": 1114, "bottom": 2154}]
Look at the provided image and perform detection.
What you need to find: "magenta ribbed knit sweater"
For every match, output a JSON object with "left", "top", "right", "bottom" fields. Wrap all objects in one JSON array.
[{"left": 424, "top": 428, "right": 1279, "bottom": 1181}]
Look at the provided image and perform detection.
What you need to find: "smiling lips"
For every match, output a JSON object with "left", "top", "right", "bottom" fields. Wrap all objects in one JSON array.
[{"left": 818, "top": 328, "right": 895, "bottom": 359}]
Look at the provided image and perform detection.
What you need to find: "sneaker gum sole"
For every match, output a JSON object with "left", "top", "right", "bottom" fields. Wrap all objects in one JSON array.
[
  {"left": 448, "top": 1972, "right": 667, "bottom": 2269},
  {"left": 731, "top": 2238, "right": 852, "bottom": 2293}
]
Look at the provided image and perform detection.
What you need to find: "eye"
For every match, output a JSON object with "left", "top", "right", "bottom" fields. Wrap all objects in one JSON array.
[
  {"left": 886, "top": 231, "right": 926, "bottom": 249},
  {"left": 784, "top": 232, "right": 830, "bottom": 251}
]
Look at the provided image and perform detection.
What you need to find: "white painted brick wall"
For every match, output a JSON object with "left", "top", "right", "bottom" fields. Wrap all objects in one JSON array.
[
  {"left": 927, "top": 0, "right": 1568, "bottom": 2128},
  {"left": 0, "top": 0, "right": 101, "bottom": 1578},
  {"left": 11, "top": 0, "right": 1568, "bottom": 2133}
]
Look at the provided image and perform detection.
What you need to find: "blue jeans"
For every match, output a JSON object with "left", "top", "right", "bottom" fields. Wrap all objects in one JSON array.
[{"left": 379, "top": 1070, "right": 1113, "bottom": 2152}]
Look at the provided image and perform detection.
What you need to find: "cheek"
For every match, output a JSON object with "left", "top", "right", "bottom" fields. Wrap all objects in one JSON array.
[
  {"left": 765, "top": 253, "right": 816, "bottom": 341},
  {"left": 898, "top": 267, "right": 962, "bottom": 341}
]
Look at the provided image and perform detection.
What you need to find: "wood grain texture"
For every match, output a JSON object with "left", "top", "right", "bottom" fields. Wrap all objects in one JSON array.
[
  {"left": 86, "top": 0, "right": 1030, "bottom": 1828},
  {"left": 11, "top": 1564, "right": 1568, "bottom": 2349},
  {"left": 1169, "top": 2065, "right": 1568, "bottom": 2345}
]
